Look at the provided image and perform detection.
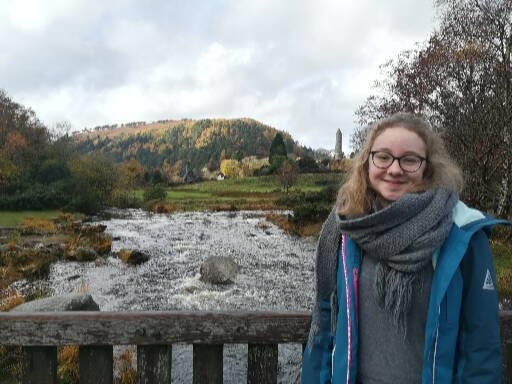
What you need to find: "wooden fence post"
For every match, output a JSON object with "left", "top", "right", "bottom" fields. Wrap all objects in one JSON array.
[
  {"left": 502, "top": 311, "right": 512, "bottom": 384},
  {"left": 79, "top": 346, "right": 113, "bottom": 384},
  {"left": 193, "top": 344, "right": 223, "bottom": 384},
  {"left": 137, "top": 345, "right": 172, "bottom": 384},
  {"left": 248, "top": 343, "right": 278, "bottom": 384},
  {"left": 22, "top": 346, "right": 57, "bottom": 384}
]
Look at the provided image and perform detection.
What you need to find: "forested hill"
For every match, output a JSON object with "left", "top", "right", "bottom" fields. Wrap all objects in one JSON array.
[{"left": 74, "top": 118, "right": 313, "bottom": 172}]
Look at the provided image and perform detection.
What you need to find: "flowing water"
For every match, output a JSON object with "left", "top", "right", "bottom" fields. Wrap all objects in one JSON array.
[{"left": 46, "top": 209, "right": 317, "bottom": 383}]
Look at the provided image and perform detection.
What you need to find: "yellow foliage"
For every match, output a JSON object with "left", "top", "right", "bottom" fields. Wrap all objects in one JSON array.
[
  {"left": 119, "top": 159, "right": 145, "bottom": 188},
  {"left": 241, "top": 156, "right": 269, "bottom": 176},
  {"left": 151, "top": 202, "right": 177, "bottom": 213},
  {"left": 0, "top": 155, "right": 20, "bottom": 188},
  {"left": 66, "top": 232, "right": 113, "bottom": 255},
  {"left": 497, "top": 268, "right": 512, "bottom": 299},
  {"left": 220, "top": 159, "right": 240, "bottom": 178},
  {"left": 0, "top": 287, "right": 25, "bottom": 311},
  {"left": 4, "top": 132, "right": 28, "bottom": 159},
  {"left": 195, "top": 126, "right": 216, "bottom": 149},
  {"left": 58, "top": 345, "right": 79, "bottom": 382},
  {"left": 21, "top": 218, "right": 57, "bottom": 235},
  {"left": 117, "top": 349, "right": 137, "bottom": 384},
  {"left": 329, "top": 158, "right": 353, "bottom": 172},
  {"left": 85, "top": 233, "right": 113, "bottom": 255}
]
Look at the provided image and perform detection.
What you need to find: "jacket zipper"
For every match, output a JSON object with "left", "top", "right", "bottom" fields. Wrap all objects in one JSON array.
[{"left": 432, "top": 306, "right": 440, "bottom": 384}]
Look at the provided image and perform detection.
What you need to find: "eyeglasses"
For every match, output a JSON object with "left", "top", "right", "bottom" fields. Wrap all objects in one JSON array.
[{"left": 369, "top": 151, "right": 427, "bottom": 173}]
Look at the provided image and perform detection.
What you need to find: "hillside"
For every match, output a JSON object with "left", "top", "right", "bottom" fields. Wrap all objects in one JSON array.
[{"left": 74, "top": 118, "right": 314, "bottom": 174}]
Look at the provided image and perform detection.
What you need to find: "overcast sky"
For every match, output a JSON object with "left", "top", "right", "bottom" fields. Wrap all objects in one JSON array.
[{"left": 0, "top": 0, "right": 437, "bottom": 153}]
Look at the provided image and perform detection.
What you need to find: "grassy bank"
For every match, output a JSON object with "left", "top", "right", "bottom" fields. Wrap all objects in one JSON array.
[{"left": 0, "top": 211, "right": 62, "bottom": 228}]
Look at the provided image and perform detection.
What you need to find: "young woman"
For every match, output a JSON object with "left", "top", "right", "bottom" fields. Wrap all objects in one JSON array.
[{"left": 302, "top": 112, "right": 504, "bottom": 383}]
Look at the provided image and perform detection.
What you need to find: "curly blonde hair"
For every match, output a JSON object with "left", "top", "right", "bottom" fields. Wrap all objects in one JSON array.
[{"left": 338, "top": 112, "right": 463, "bottom": 216}]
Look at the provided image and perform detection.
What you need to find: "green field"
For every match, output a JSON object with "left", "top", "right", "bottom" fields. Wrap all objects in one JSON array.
[
  {"left": 143, "top": 173, "right": 344, "bottom": 211},
  {"left": 0, "top": 174, "right": 343, "bottom": 227},
  {"left": 173, "top": 173, "right": 342, "bottom": 194},
  {"left": 0, "top": 211, "right": 62, "bottom": 227}
]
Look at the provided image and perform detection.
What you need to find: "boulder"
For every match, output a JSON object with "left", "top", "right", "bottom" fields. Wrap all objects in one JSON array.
[
  {"left": 119, "top": 249, "right": 150, "bottom": 265},
  {"left": 200, "top": 256, "right": 239, "bottom": 284},
  {"left": 9, "top": 293, "right": 100, "bottom": 312}
]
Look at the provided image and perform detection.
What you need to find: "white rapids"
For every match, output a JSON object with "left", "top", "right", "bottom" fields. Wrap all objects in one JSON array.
[{"left": 47, "top": 209, "right": 318, "bottom": 383}]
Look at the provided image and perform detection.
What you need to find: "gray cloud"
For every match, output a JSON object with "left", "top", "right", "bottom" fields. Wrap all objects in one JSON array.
[{"left": 1, "top": 0, "right": 436, "bottom": 152}]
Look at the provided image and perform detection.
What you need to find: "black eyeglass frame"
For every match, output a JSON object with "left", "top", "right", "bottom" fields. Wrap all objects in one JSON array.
[{"left": 369, "top": 151, "right": 428, "bottom": 173}]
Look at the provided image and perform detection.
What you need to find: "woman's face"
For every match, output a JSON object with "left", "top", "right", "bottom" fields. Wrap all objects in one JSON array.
[{"left": 368, "top": 126, "right": 427, "bottom": 205}]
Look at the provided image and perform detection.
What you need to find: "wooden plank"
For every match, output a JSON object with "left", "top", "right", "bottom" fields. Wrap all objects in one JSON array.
[
  {"left": 0, "top": 311, "right": 312, "bottom": 345},
  {"left": 79, "top": 345, "right": 113, "bottom": 384},
  {"left": 2, "top": 310, "right": 511, "bottom": 380},
  {"left": 502, "top": 311, "right": 512, "bottom": 384},
  {"left": 247, "top": 343, "right": 278, "bottom": 384},
  {"left": 193, "top": 344, "right": 223, "bottom": 384},
  {"left": 504, "top": 342, "right": 512, "bottom": 384},
  {"left": 137, "top": 345, "right": 172, "bottom": 384},
  {"left": 22, "top": 346, "right": 57, "bottom": 384}
]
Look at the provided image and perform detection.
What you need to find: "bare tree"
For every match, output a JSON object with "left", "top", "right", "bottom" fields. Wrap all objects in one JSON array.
[{"left": 278, "top": 160, "right": 299, "bottom": 193}]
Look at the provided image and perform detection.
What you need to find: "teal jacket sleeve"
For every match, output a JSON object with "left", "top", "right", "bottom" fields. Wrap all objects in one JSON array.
[
  {"left": 302, "top": 298, "right": 334, "bottom": 384},
  {"left": 457, "top": 229, "right": 502, "bottom": 383}
]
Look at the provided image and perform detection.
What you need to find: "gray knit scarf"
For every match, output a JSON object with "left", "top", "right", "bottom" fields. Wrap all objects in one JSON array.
[{"left": 337, "top": 188, "right": 458, "bottom": 328}]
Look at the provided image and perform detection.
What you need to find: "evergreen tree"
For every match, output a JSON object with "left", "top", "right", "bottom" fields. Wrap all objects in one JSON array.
[{"left": 269, "top": 133, "right": 287, "bottom": 166}]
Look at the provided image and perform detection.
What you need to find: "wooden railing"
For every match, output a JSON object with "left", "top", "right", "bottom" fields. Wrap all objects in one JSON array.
[
  {"left": 0, "top": 311, "right": 310, "bottom": 384},
  {"left": 0, "top": 310, "right": 511, "bottom": 383}
]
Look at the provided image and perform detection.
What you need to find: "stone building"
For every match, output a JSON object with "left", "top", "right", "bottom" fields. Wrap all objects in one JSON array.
[{"left": 334, "top": 129, "right": 343, "bottom": 159}]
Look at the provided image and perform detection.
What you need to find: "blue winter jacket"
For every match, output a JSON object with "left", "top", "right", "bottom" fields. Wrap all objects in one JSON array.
[{"left": 302, "top": 201, "right": 505, "bottom": 384}]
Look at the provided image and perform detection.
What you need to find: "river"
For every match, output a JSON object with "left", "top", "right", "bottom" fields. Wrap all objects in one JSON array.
[{"left": 46, "top": 209, "right": 317, "bottom": 383}]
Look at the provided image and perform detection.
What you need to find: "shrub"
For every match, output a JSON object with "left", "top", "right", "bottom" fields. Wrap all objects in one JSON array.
[
  {"left": 497, "top": 268, "right": 512, "bottom": 300},
  {"left": 66, "top": 191, "right": 101, "bottom": 214},
  {"left": 276, "top": 192, "right": 305, "bottom": 208},
  {"left": 80, "top": 233, "right": 112, "bottom": 255},
  {"left": 0, "top": 287, "right": 24, "bottom": 311},
  {"left": 291, "top": 203, "right": 331, "bottom": 224},
  {"left": 146, "top": 201, "right": 176, "bottom": 213},
  {"left": 0, "top": 346, "right": 23, "bottom": 384},
  {"left": 110, "top": 189, "right": 140, "bottom": 209},
  {"left": 143, "top": 184, "right": 167, "bottom": 202},
  {"left": 297, "top": 156, "right": 319, "bottom": 173}
]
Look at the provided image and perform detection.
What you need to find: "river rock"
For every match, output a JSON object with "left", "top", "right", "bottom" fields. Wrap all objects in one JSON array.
[
  {"left": 9, "top": 293, "right": 100, "bottom": 312},
  {"left": 118, "top": 248, "right": 150, "bottom": 265},
  {"left": 200, "top": 256, "right": 239, "bottom": 284}
]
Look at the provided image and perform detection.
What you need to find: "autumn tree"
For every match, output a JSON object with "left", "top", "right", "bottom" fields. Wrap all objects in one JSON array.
[
  {"left": 119, "top": 159, "right": 145, "bottom": 189},
  {"left": 278, "top": 159, "right": 299, "bottom": 193},
  {"left": 354, "top": 0, "right": 512, "bottom": 216},
  {"left": 68, "top": 153, "right": 118, "bottom": 211},
  {"left": 297, "top": 156, "right": 320, "bottom": 173},
  {"left": 0, "top": 89, "right": 50, "bottom": 188},
  {"left": 0, "top": 154, "right": 20, "bottom": 192},
  {"left": 220, "top": 159, "right": 240, "bottom": 178}
]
